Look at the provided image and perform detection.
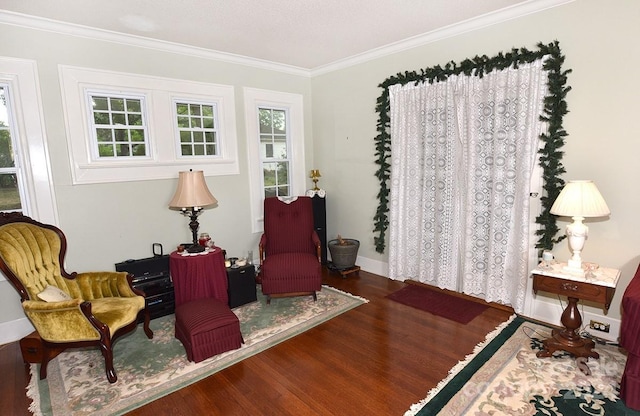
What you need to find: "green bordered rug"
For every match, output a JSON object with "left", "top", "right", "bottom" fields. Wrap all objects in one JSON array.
[
  {"left": 27, "top": 285, "right": 368, "bottom": 416},
  {"left": 406, "top": 315, "right": 639, "bottom": 416}
]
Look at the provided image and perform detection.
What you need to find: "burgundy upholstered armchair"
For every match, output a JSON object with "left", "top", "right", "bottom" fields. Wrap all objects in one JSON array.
[
  {"left": 259, "top": 196, "right": 322, "bottom": 304},
  {"left": 620, "top": 262, "right": 640, "bottom": 410}
]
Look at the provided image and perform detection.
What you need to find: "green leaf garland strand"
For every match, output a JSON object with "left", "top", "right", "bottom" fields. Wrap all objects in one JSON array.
[{"left": 373, "top": 41, "right": 570, "bottom": 253}]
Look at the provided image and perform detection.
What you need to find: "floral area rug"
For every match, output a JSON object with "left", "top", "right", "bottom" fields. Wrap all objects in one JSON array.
[
  {"left": 27, "top": 285, "right": 367, "bottom": 416},
  {"left": 406, "top": 315, "right": 640, "bottom": 416}
]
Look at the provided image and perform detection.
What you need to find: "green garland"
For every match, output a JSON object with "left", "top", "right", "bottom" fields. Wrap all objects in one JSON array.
[{"left": 373, "top": 41, "right": 570, "bottom": 253}]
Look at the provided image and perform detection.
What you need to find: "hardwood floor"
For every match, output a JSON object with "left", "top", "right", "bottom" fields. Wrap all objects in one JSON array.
[{"left": 0, "top": 268, "right": 513, "bottom": 415}]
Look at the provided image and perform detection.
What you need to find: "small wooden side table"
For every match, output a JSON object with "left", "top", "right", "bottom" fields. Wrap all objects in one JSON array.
[
  {"left": 532, "top": 262, "right": 620, "bottom": 373},
  {"left": 169, "top": 247, "right": 228, "bottom": 307}
]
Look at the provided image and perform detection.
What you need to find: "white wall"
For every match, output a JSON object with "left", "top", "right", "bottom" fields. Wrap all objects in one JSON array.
[
  {"left": 0, "top": 23, "right": 314, "bottom": 343},
  {"left": 311, "top": 0, "right": 640, "bottom": 340}
]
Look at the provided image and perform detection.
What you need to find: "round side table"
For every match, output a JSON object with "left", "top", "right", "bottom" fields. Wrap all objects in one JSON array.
[{"left": 169, "top": 247, "right": 228, "bottom": 307}]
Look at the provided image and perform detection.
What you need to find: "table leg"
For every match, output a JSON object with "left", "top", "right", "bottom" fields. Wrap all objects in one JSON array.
[{"left": 537, "top": 296, "right": 599, "bottom": 372}]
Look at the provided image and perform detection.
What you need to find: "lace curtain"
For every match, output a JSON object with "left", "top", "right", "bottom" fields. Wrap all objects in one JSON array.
[{"left": 388, "top": 59, "right": 548, "bottom": 313}]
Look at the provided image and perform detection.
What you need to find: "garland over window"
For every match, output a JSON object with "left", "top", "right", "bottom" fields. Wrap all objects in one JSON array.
[{"left": 373, "top": 41, "right": 570, "bottom": 253}]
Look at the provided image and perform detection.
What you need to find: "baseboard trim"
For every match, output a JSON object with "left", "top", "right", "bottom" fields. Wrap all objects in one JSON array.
[{"left": 353, "top": 255, "right": 388, "bottom": 278}]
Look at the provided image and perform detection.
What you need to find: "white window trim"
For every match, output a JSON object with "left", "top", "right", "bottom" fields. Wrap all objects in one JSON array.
[
  {"left": 244, "top": 88, "right": 306, "bottom": 233},
  {"left": 0, "top": 57, "right": 59, "bottom": 280},
  {"left": 172, "top": 98, "right": 222, "bottom": 159},
  {"left": 59, "top": 65, "right": 239, "bottom": 184},
  {"left": 0, "top": 83, "right": 28, "bottom": 209}
]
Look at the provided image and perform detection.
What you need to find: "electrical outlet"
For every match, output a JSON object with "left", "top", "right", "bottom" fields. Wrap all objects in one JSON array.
[{"left": 589, "top": 320, "right": 610, "bottom": 333}]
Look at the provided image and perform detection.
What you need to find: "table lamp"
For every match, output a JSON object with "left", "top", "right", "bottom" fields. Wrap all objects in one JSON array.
[
  {"left": 550, "top": 180, "right": 610, "bottom": 274},
  {"left": 310, "top": 169, "right": 321, "bottom": 191},
  {"left": 168, "top": 170, "right": 218, "bottom": 253}
]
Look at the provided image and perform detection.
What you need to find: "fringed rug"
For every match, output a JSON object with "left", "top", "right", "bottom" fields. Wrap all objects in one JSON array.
[
  {"left": 386, "top": 284, "right": 488, "bottom": 324},
  {"left": 406, "top": 315, "right": 639, "bottom": 415},
  {"left": 27, "top": 285, "right": 367, "bottom": 416}
]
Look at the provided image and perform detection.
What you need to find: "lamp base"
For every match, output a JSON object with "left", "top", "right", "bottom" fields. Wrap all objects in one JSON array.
[{"left": 186, "top": 244, "right": 205, "bottom": 253}]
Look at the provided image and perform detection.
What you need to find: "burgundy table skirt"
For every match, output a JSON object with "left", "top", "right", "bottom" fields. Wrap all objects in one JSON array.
[
  {"left": 620, "top": 263, "right": 640, "bottom": 410},
  {"left": 169, "top": 247, "right": 228, "bottom": 307}
]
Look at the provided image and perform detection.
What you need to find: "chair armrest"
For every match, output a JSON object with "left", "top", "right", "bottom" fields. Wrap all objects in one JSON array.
[
  {"left": 23, "top": 298, "right": 82, "bottom": 310},
  {"left": 259, "top": 234, "right": 267, "bottom": 264},
  {"left": 22, "top": 299, "right": 102, "bottom": 342},
  {"left": 75, "top": 271, "right": 140, "bottom": 300},
  {"left": 311, "top": 231, "right": 321, "bottom": 262}
]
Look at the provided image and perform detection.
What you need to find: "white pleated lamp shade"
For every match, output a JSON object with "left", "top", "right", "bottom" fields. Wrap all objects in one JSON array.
[
  {"left": 168, "top": 170, "right": 217, "bottom": 209},
  {"left": 550, "top": 180, "right": 610, "bottom": 218}
]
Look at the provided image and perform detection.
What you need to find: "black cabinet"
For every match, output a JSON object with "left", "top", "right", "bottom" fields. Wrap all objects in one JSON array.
[
  {"left": 115, "top": 255, "right": 175, "bottom": 321},
  {"left": 227, "top": 264, "right": 257, "bottom": 308},
  {"left": 311, "top": 194, "right": 327, "bottom": 264}
]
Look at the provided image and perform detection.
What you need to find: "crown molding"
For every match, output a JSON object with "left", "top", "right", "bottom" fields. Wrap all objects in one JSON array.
[
  {"left": 0, "top": 10, "right": 312, "bottom": 78},
  {"left": 1, "top": 0, "right": 574, "bottom": 78},
  {"left": 310, "top": 0, "right": 575, "bottom": 76}
]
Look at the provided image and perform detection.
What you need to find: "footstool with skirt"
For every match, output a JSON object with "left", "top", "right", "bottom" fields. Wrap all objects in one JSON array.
[{"left": 174, "top": 297, "right": 243, "bottom": 363}]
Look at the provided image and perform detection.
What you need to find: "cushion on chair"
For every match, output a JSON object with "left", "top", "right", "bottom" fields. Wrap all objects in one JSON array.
[
  {"left": 174, "top": 298, "right": 243, "bottom": 363},
  {"left": 261, "top": 252, "right": 322, "bottom": 294},
  {"left": 0, "top": 222, "right": 66, "bottom": 300},
  {"left": 263, "top": 197, "right": 317, "bottom": 256},
  {"left": 37, "top": 285, "right": 72, "bottom": 302},
  {"left": 22, "top": 296, "right": 145, "bottom": 342},
  {"left": 91, "top": 296, "right": 146, "bottom": 335}
]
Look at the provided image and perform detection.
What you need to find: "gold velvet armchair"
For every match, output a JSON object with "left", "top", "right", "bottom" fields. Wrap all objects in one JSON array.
[{"left": 0, "top": 213, "right": 153, "bottom": 383}]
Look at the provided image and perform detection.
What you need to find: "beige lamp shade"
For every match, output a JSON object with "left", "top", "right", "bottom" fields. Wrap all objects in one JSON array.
[
  {"left": 550, "top": 180, "right": 610, "bottom": 218},
  {"left": 168, "top": 170, "right": 217, "bottom": 209},
  {"left": 550, "top": 180, "right": 610, "bottom": 273}
]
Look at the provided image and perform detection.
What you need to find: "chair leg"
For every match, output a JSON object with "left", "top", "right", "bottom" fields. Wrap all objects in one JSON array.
[
  {"left": 312, "top": 292, "right": 317, "bottom": 302},
  {"left": 142, "top": 308, "right": 153, "bottom": 339},
  {"left": 266, "top": 295, "right": 271, "bottom": 305},
  {"left": 100, "top": 340, "right": 117, "bottom": 383},
  {"left": 39, "top": 347, "right": 51, "bottom": 380}
]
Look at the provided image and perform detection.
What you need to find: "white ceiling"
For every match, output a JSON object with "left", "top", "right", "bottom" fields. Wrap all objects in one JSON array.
[{"left": 0, "top": 0, "right": 569, "bottom": 71}]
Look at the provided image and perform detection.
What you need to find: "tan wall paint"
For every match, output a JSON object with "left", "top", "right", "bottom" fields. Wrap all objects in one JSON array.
[{"left": 1, "top": 0, "right": 639, "bottom": 342}]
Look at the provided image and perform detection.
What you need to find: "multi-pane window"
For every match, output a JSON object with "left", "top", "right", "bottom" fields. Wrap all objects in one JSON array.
[
  {"left": 259, "top": 107, "right": 290, "bottom": 197},
  {"left": 244, "top": 88, "right": 304, "bottom": 233},
  {"left": 88, "top": 92, "right": 148, "bottom": 158},
  {"left": 175, "top": 101, "right": 219, "bottom": 157},
  {"left": 61, "top": 67, "right": 239, "bottom": 183},
  {"left": 0, "top": 85, "right": 23, "bottom": 212}
]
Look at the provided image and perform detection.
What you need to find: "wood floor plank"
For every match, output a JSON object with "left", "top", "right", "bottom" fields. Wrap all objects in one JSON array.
[
  {"left": 0, "top": 268, "right": 513, "bottom": 415},
  {"left": 0, "top": 342, "right": 31, "bottom": 416}
]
